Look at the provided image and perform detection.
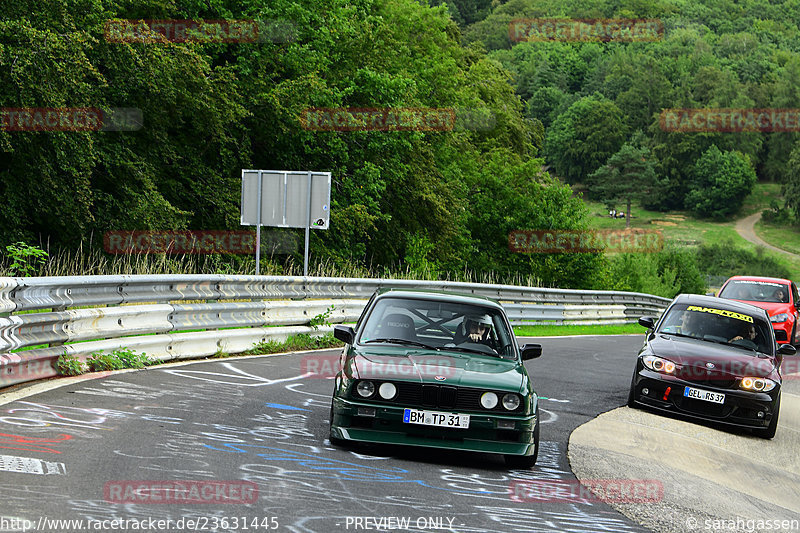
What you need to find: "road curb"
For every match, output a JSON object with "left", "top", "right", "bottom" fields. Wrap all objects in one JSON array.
[{"left": 568, "top": 393, "right": 800, "bottom": 532}]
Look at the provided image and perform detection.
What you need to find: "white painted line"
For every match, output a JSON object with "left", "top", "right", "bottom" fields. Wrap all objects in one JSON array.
[{"left": 0, "top": 454, "right": 66, "bottom": 475}]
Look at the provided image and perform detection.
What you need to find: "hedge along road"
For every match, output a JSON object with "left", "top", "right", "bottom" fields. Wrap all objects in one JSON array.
[{"left": 0, "top": 335, "right": 789, "bottom": 533}]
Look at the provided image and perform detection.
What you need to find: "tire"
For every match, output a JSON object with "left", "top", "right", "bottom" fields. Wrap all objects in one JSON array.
[
  {"left": 627, "top": 371, "right": 638, "bottom": 409},
  {"left": 756, "top": 395, "right": 780, "bottom": 440},
  {"left": 505, "top": 409, "right": 540, "bottom": 469},
  {"left": 328, "top": 398, "right": 345, "bottom": 446}
]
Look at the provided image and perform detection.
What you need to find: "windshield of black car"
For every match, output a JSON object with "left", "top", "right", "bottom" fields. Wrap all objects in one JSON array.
[
  {"left": 358, "top": 297, "right": 516, "bottom": 358},
  {"left": 657, "top": 303, "right": 773, "bottom": 355},
  {"left": 718, "top": 280, "right": 790, "bottom": 304}
]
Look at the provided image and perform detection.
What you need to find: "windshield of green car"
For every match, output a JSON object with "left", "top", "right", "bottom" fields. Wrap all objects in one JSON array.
[{"left": 358, "top": 297, "right": 516, "bottom": 358}]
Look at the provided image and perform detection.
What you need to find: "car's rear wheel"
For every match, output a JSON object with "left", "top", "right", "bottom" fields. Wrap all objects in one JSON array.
[
  {"left": 505, "top": 408, "right": 540, "bottom": 469},
  {"left": 755, "top": 395, "right": 780, "bottom": 440}
]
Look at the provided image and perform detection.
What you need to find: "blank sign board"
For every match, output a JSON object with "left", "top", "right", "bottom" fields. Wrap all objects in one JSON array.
[{"left": 241, "top": 170, "right": 331, "bottom": 229}]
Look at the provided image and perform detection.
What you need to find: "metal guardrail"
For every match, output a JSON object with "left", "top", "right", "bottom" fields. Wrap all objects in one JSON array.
[{"left": 0, "top": 275, "right": 671, "bottom": 390}]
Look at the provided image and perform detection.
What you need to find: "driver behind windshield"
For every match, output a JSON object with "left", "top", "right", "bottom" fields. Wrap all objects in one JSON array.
[
  {"left": 454, "top": 313, "right": 494, "bottom": 346},
  {"left": 730, "top": 323, "right": 757, "bottom": 345},
  {"left": 678, "top": 310, "right": 705, "bottom": 338}
]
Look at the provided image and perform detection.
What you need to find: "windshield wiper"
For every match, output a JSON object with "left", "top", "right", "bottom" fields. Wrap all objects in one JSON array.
[
  {"left": 363, "top": 338, "right": 438, "bottom": 350},
  {"left": 727, "top": 343, "right": 770, "bottom": 358},
  {"left": 443, "top": 345, "right": 499, "bottom": 357},
  {"left": 659, "top": 331, "right": 698, "bottom": 340},
  {"left": 685, "top": 337, "right": 769, "bottom": 358}
]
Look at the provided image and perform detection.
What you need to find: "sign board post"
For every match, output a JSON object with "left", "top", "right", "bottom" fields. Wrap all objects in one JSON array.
[{"left": 240, "top": 170, "right": 331, "bottom": 275}]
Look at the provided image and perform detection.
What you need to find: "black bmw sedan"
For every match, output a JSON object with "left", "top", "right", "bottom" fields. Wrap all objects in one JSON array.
[{"left": 629, "top": 294, "right": 796, "bottom": 438}]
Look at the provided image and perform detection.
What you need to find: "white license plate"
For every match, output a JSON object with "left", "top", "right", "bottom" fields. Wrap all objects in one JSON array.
[
  {"left": 683, "top": 387, "right": 725, "bottom": 404},
  {"left": 403, "top": 408, "right": 470, "bottom": 428}
]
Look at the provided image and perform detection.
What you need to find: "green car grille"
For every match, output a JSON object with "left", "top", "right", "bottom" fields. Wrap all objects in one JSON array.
[{"left": 352, "top": 381, "right": 524, "bottom": 413}]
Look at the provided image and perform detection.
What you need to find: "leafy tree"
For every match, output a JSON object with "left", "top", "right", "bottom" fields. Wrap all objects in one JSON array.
[
  {"left": 609, "top": 246, "right": 704, "bottom": 298},
  {"left": 684, "top": 145, "right": 757, "bottom": 219},
  {"left": 763, "top": 56, "right": 800, "bottom": 183},
  {"left": 429, "top": 0, "right": 493, "bottom": 27},
  {"left": 545, "top": 93, "right": 628, "bottom": 183},
  {"left": 526, "top": 86, "right": 566, "bottom": 128},
  {"left": 781, "top": 140, "right": 800, "bottom": 224},
  {"left": 461, "top": 148, "right": 607, "bottom": 288},
  {"left": 696, "top": 239, "right": 792, "bottom": 279},
  {"left": 587, "top": 137, "right": 656, "bottom": 227}
]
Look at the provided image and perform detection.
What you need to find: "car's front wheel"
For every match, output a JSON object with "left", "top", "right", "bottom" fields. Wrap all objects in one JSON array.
[
  {"left": 755, "top": 395, "right": 780, "bottom": 439},
  {"left": 505, "top": 409, "right": 540, "bottom": 469},
  {"left": 328, "top": 397, "right": 346, "bottom": 446},
  {"left": 627, "top": 371, "right": 639, "bottom": 409}
]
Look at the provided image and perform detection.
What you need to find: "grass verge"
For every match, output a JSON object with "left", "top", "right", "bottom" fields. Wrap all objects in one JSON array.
[
  {"left": 222, "top": 333, "right": 343, "bottom": 357},
  {"left": 755, "top": 219, "right": 800, "bottom": 256},
  {"left": 55, "top": 334, "right": 344, "bottom": 376},
  {"left": 582, "top": 185, "right": 800, "bottom": 281},
  {"left": 514, "top": 323, "right": 644, "bottom": 337}
]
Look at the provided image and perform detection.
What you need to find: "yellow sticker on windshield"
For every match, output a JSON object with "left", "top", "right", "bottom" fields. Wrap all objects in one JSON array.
[{"left": 686, "top": 305, "right": 754, "bottom": 323}]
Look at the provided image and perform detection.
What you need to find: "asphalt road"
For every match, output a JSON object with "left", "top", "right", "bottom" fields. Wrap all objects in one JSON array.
[
  {"left": 0, "top": 335, "right": 653, "bottom": 533},
  {"left": 735, "top": 212, "right": 797, "bottom": 257}
]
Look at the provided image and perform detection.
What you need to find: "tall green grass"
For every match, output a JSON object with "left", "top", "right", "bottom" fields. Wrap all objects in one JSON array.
[{"left": 0, "top": 244, "right": 550, "bottom": 287}]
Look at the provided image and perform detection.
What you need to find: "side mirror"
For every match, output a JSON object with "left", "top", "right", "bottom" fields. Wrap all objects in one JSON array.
[
  {"left": 705, "top": 291, "right": 716, "bottom": 297},
  {"left": 333, "top": 325, "right": 355, "bottom": 344},
  {"left": 777, "top": 343, "right": 796, "bottom": 356},
  {"left": 520, "top": 343, "right": 542, "bottom": 360},
  {"left": 638, "top": 316, "right": 655, "bottom": 329}
]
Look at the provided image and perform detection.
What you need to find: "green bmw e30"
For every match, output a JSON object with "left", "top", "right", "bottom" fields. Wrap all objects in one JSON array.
[{"left": 328, "top": 288, "right": 543, "bottom": 468}]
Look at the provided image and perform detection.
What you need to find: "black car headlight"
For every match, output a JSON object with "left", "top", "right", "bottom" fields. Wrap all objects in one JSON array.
[
  {"left": 356, "top": 380, "right": 375, "bottom": 398},
  {"left": 770, "top": 313, "right": 790, "bottom": 323},
  {"left": 740, "top": 377, "right": 776, "bottom": 392},
  {"left": 642, "top": 355, "right": 676, "bottom": 374},
  {"left": 502, "top": 393, "right": 521, "bottom": 411}
]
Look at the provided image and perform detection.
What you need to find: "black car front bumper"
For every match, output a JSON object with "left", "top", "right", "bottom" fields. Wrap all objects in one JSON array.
[{"left": 631, "top": 367, "right": 779, "bottom": 430}]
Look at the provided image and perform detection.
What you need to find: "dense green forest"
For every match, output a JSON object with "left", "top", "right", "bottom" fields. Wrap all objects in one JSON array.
[
  {"left": 460, "top": 0, "right": 800, "bottom": 218},
  {"left": 1, "top": 0, "right": 799, "bottom": 292}
]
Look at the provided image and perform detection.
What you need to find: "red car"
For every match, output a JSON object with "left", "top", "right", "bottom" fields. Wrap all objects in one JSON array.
[{"left": 717, "top": 276, "right": 800, "bottom": 345}]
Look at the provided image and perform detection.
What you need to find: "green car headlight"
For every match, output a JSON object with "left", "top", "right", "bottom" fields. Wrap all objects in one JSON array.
[
  {"left": 378, "top": 382, "right": 397, "bottom": 400},
  {"left": 356, "top": 380, "right": 375, "bottom": 398},
  {"left": 480, "top": 392, "right": 498, "bottom": 409},
  {"left": 502, "top": 393, "right": 521, "bottom": 411}
]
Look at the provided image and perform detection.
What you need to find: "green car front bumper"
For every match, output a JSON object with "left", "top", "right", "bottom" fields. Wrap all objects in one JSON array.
[{"left": 330, "top": 396, "right": 537, "bottom": 456}]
